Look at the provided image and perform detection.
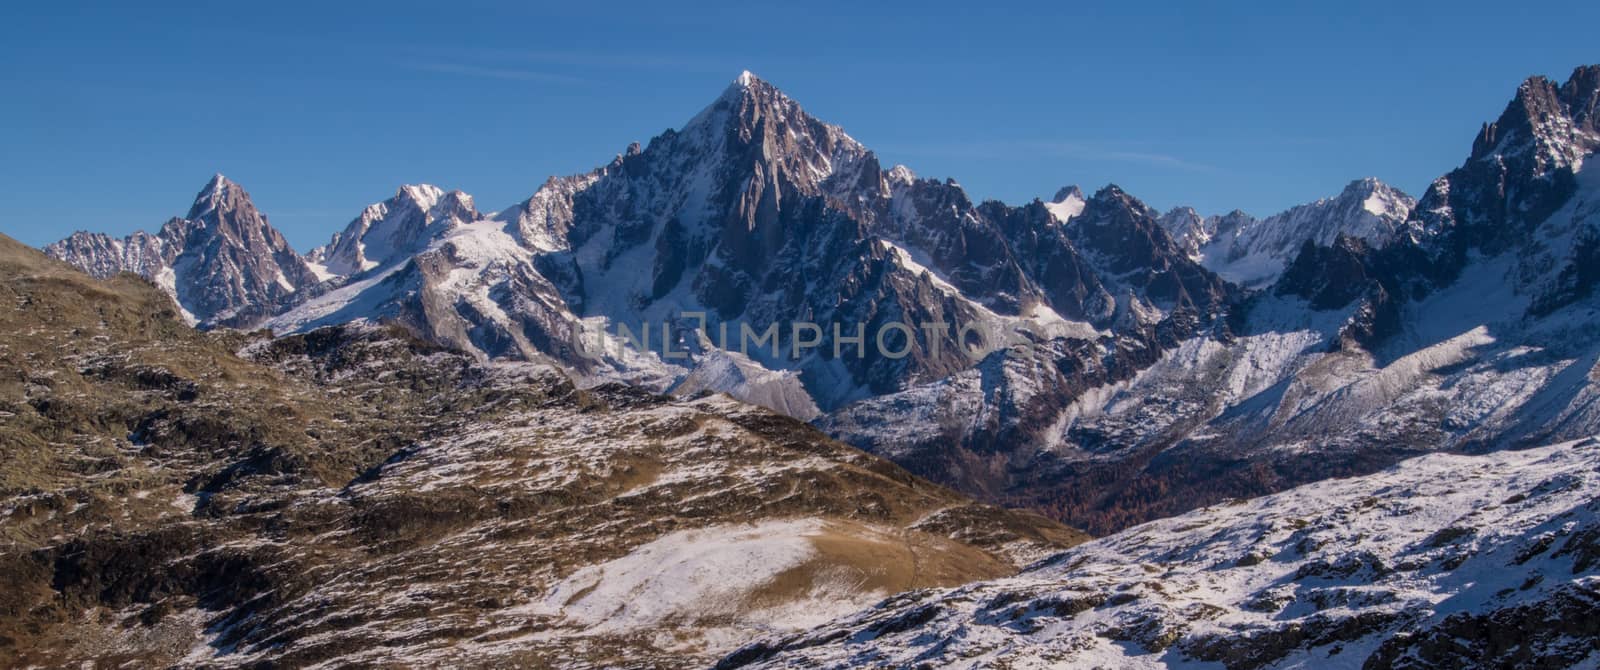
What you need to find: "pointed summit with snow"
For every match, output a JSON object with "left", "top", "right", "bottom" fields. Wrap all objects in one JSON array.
[
  {"left": 187, "top": 173, "right": 234, "bottom": 216},
  {"left": 1411, "top": 65, "right": 1600, "bottom": 256},
  {"left": 677, "top": 69, "right": 870, "bottom": 192},
  {"left": 308, "top": 184, "right": 480, "bottom": 278},
  {"left": 264, "top": 69, "right": 1229, "bottom": 417},
  {"left": 47, "top": 174, "right": 319, "bottom": 326},
  {"left": 1044, "top": 185, "right": 1086, "bottom": 223}
]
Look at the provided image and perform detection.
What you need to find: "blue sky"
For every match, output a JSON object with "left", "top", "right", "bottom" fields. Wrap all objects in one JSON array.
[{"left": 2, "top": 1, "right": 1597, "bottom": 250}]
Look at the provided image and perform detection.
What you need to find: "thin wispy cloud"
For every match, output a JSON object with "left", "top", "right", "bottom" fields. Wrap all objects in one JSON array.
[
  {"left": 1096, "top": 149, "right": 1222, "bottom": 173},
  {"left": 405, "top": 61, "right": 586, "bottom": 84},
  {"left": 461, "top": 48, "right": 728, "bottom": 73},
  {"left": 386, "top": 45, "right": 733, "bottom": 83},
  {"left": 262, "top": 209, "right": 353, "bottom": 219},
  {"left": 878, "top": 140, "right": 1225, "bottom": 174}
]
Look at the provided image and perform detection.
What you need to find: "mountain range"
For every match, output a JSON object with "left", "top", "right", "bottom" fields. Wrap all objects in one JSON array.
[
  {"left": 47, "top": 66, "right": 1600, "bottom": 536},
  {"left": 15, "top": 63, "right": 1600, "bottom": 668}
]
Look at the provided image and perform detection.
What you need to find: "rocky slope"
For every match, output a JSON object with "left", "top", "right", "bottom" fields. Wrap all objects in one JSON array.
[
  {"left": 0, "top": 233, "right": 1086, "bottom": 668},
  {"left": 721, "top": 435, "right": 1600, "bottom": 669}
]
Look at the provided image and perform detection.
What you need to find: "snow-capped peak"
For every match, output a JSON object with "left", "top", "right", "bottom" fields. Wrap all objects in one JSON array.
[
  {"left": 1157, "top": 206, "right": 1211, "bottom": 260},
  {"left": 201, "top": 172, "right": 232, "bottom": 192},
  {"left": 1051, "top": 185, "right": 1084, "bottom": 203},
  {"left": 1347, "top": 177, "right": 1413, "bottom": 219},
  {"left": 716, "top": 69, "right": 776, "bottom": 105},
  {"left": 1044, "top": 185, "right": 1087, "bottom": 223},
  {"left": 669, "top": 67, "right": 870, "bottom": 203},
  {"left": 308, "top": 183, "right": 482, "bottom": 278},
  {"left": 1468, "top": 66, "right": 1600, "bottom": 174},
  {"left": 397, "top": 183, "right": 445, "bottom": 209},
  {"left": 886, "top": 164, "right": 917, "bottom": 186},
  {"left": 47, "top": 173, "right": 319, "bottom": 326},
  {"left": 1169, "top": 178, "right": 1417, "bottom": 288},
  {"left": 187, "top": 173, "right": 239, "bottom": 219}
]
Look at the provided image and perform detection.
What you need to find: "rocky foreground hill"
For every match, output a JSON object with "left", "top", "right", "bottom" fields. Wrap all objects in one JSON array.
[
  {"left": 0, "top": 234, "right": 1084, "bottom": 667},
  {"left": 720, "top": 435, "right": 1600, "bottom": 669}
]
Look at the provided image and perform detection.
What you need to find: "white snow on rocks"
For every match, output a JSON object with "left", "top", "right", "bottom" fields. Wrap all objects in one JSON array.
[
  {"left": 542, "top": 519, "right": 874, "bottom": 632},
  {"left": 1160, "top": 178, "right": 1417, "bottom": 289},
  {"left": 1044, "top": 187, "right": 1087, "bottom": 224},
  {"left": 725, "top": 435, "right": 1600, "bottom": 669}
]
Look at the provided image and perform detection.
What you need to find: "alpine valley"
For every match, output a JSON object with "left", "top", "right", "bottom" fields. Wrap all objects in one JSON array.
[{"left": 9, "top": 64, "right": 1600, "bottom": 668}]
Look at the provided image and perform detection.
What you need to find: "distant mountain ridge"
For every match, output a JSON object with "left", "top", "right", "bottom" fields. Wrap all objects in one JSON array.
[{"left": 1159, "top": 177, "right": 1417, "bottom": 289}]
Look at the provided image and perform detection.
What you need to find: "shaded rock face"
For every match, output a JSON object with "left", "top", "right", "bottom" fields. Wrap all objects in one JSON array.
[
  {"left": 0, "top": 234, "right": 1088, "bottom": 668},
  {"left": 1272, "top": 235, "right": 1416, "bottom": 349},
  {"left": 1277, "top": 237, "right": 1383, "bottom": 311},
  {"left": 983, "top": 199, "right": 1110, "bottom": 321},
  {"left": 1416, "top": 66, "right": 1600, "bottom": 264},
  {"left": 45, "top": 175, "right": 320, "bottom": 326},
  {"left": 1064, "top": 186, "right": 1231, "bottom": 320}
]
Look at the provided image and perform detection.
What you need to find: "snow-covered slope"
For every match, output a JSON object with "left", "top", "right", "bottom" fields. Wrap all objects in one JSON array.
[
  {"left": 722, "top": 435, "right": 1600, "bottom": 669},
  {"left": 923, "top": 156, "right": 1600, "bottom": 532},
  {"left": 1044, "top": 185, "right": 1087, "bottom": 223},
  {"left": 265, "top": 217, "right": 596, "bottom": 371}
]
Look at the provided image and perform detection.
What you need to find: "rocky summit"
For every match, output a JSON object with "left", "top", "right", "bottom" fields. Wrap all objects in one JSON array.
[{"left": 46, "top": 175, "right": 321, "bottom": 328}]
